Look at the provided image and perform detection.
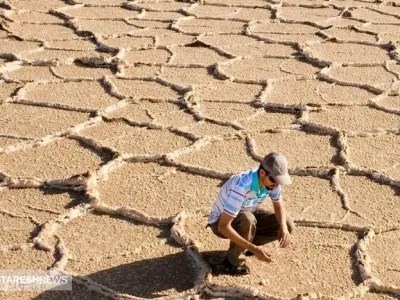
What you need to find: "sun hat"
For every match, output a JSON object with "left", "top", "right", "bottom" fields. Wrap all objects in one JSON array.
[{"left": 261, "top": 152, "right": 292, "bottom": 185}]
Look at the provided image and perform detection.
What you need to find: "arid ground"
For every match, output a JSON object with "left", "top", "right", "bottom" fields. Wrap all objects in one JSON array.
[{"left": 0, "top": 0, "right": 400, "bottom": 299}]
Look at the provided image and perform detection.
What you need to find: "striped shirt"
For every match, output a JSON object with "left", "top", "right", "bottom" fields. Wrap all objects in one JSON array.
[{"left": 207, "top": 167, "right": 282, "bottom": 224}]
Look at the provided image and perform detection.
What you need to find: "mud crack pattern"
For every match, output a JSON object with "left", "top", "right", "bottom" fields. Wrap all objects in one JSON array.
[{"left": 0, "top": 0, "right": 400, "bottom": 299}]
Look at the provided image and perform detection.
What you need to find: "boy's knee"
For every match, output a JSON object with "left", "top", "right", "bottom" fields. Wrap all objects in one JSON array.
[
  {"left": 236, "top": 211, "right": 257, "bottom": 228},
  {"left": 286, "top": 216, "right": 295, "bottom": 234}
]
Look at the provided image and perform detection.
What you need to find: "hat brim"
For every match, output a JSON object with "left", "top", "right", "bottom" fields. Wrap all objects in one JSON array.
[{"left": 274, "top": 174, "right": 292, "bottom": 185}]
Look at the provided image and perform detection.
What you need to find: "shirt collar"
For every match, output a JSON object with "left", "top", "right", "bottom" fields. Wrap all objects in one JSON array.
[{"left": 251, "top": 168, "right": 267, "bottom": 197}]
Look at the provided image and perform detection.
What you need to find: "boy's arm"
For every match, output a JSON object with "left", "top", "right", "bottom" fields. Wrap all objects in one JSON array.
[
  {"left": 218, "top": 212, "right": 272, "bottom": 262},
  {"left": 272, "top": 200, "right": 291, "bottom": 248}
]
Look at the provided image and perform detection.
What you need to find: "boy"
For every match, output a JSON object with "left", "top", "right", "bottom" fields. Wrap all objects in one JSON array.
[{"left": 207, "top": 153, "right": 295, "bottom": 275}]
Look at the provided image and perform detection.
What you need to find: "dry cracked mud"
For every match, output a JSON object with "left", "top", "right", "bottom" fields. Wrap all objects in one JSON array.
[{"left": 0, "top": 0, "right": 399, "bottom": 299}]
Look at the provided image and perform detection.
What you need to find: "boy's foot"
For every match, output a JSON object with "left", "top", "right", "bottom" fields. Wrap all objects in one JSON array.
[{"left": 222, "top": 257, "right": 250, "bottom": 275}]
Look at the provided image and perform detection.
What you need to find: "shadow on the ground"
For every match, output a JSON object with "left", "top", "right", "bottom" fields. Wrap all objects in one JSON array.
[
  {"left": 199, "top": 250, "right": 230, "bottom": 278},
  {"left": 33, "top": 251, "right": 197, "bottom": 299},
  {"left": 39, "top": 188, "right": 86, "bottom": 209}
]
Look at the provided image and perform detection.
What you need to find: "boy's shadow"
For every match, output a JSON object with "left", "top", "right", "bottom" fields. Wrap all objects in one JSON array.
[{"left": 33, "top": 251, "right": 199, "bottom": 299}]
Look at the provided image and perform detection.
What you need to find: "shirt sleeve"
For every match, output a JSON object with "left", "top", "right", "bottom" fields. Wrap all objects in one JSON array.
[
  {"left": 223, "top": 176, "right": 246, "bottom": 217},
  {"left": 270, "top": 185, "right": 282, "bottom": 202}
]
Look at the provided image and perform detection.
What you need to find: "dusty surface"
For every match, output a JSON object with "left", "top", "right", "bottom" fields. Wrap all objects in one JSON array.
[
  {"left": 24, "top": 81, "right": 119, "bottom": 110},
  {"left": 267, "top": 80, "right": 376, "bottom": 106},
  {"left": 339, "top": 175, "right": 400, "bottom": 227},
  {"left": 3, "top": 65, "right": 57, "bottom": 82},
  {"left": 0, "top": 103, "right": 89, "bottom": 138},
  {"left": 58, "top": 212, "right": 197, "bottom": 298},
  {"left": 0, "top": 187, "right": 82, "bottom": 245},
  {"left": 186, "top": 214, "right": 360, "bottom": 298},
  {"left": 0, "top": 138, "right": 108, "bottom": 179},
  {"left": 80, "top": 121, "right": 192, "bottom": 155},
  {"left": 283, "top": 176, "right": 345, "bottom": 222},
  {"left": 0, "top": 0, "right": 400, "bottom": 299},
  {"left": 308, "top": 106, "right": 400, "bottom": 133},
  {"left": 250, "top": 131, "right": 337, "bottom": 168},
  {"left": 347, "top": 134, "right": 400, "bottom": 180},
  {"left": 98, "top": 162, "right": 221, "bottom": 217},
  {"left": 327, "top": 65, "right": 398, "bottom": 92},
  {"left": 368, "top": 230, "right": 400, "bottom": 287}
]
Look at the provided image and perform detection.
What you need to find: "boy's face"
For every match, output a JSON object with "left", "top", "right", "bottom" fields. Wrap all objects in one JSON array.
[{"left": 259, "top": 169, "right": 278, "bottom": 190}]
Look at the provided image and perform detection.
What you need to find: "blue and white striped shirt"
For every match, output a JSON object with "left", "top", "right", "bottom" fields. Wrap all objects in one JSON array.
[{"left": 207, "top": 167, "right": 282, "bottom": 224}]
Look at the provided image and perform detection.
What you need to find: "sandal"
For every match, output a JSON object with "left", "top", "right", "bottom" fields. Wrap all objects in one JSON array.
[{"left": 222, "top": 257, "right": 250, "bottom": 275}]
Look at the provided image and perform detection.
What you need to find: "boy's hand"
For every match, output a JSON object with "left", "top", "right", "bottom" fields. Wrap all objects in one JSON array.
[
  {"left": 278, "top": 226, "right": 291, "bottom": 248},
  {"left": 250, "top": 245, "right": 272, "bottom": 262}
]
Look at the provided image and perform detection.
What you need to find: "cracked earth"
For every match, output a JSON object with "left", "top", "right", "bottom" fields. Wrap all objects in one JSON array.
[{"left": 0, "top": 0, "right": 399, "bottom": 299}]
